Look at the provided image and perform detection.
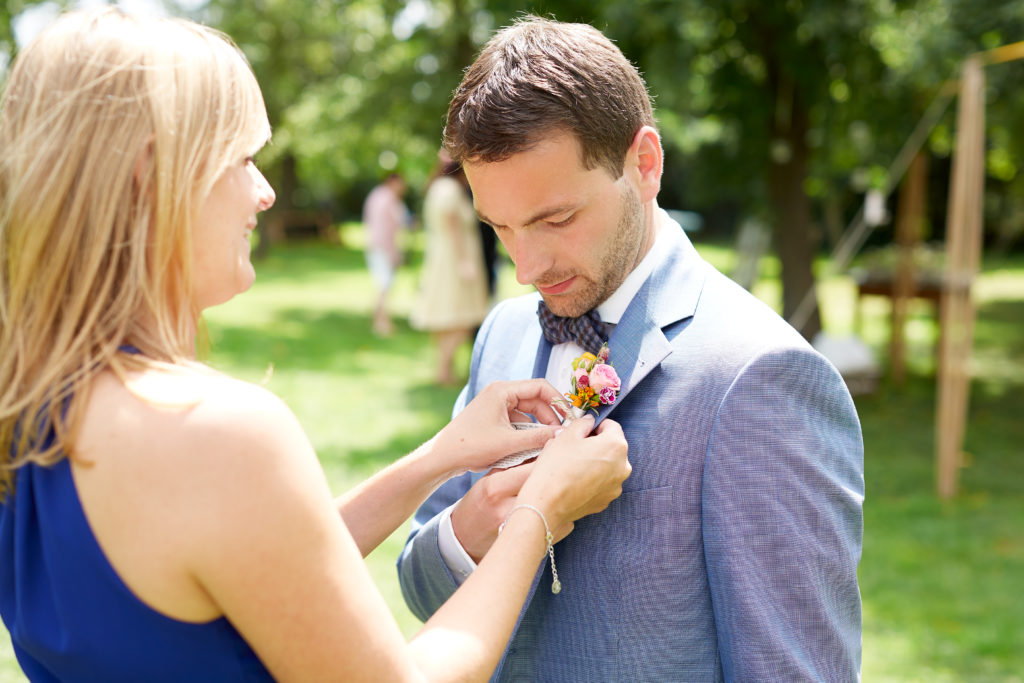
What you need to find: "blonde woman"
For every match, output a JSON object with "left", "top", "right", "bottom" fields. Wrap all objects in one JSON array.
[{"left": 0, "top": 9, "right": 630, "bottom": 682}]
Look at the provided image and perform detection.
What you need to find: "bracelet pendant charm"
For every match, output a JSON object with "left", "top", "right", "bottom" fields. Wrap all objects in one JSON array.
[{"left": 500, "top": 504, "right": 563, "bottom": 596}]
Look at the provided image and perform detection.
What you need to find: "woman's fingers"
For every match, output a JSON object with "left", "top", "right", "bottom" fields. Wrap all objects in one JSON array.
[
  {"left": 556, "top": 413, "right": 596, "bottom": 439},
  {"left": 593, "top": 416, "right": 624, "bottom": 438},
  {"left": 446, "top": 381, "right": 620, "bottom": 480},
  {"left": 495, "top": 379, "right": 564, "bottom": 426},
  {"left": 508, "top": 422, "right": 560, "bottom": 451}
]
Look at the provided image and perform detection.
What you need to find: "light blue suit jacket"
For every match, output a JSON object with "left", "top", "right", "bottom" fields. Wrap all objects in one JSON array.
[{"left": 398, "top": 223, "right": 864, "bottom": 682}]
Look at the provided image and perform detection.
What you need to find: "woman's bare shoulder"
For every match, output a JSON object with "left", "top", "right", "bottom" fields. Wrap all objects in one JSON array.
[
  {"left": 79, "top": 364, "right": 311, "bottom": 473},
  {"left": 71, "top": 365, "right": 337, "bottom": 627}
]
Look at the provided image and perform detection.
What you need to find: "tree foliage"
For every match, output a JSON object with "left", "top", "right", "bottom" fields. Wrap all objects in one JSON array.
[
  {"left": 5, "top": 1, "right": 1023, "bottom": 333},
  {"left": 180, "top": 0, "right": 1023, "bottom": 336},
  {"left": 190, "top": 0, "right": 489, "bottom": 216}
]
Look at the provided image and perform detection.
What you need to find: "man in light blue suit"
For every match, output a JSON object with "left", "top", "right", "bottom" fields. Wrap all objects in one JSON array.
[{"left": 398, "top": 16, "right": 864, "bottom": 682}]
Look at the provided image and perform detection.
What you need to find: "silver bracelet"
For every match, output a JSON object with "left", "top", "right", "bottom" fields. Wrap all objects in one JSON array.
[{"left": 499, "top": 503, "right": 561, "bottom": 594}]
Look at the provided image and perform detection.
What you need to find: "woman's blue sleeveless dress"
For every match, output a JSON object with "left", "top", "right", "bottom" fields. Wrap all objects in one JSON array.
[{"left": 0, "top": 430, "right": 276, "bottom": 681}]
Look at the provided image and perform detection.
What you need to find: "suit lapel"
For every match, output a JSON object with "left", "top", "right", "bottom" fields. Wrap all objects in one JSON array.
[
  {"left": 593, "top": 223, "right": 708, "bottom": 425},
  {"left": 595, "top": 319, "right": 672, "bottom": 425}
]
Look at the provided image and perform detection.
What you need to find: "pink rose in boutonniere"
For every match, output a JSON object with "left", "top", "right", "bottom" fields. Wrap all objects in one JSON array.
[
  {"left": 554, "top": 343, "right": 621, "bottom": 421},
  {"left": 589, "top": 363, "right": 621, "bottom": 395}
]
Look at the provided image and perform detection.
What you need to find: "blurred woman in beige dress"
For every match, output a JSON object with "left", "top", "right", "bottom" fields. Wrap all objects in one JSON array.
[{"left": 411, "top": 157, "right": 490, "bottom": 384}]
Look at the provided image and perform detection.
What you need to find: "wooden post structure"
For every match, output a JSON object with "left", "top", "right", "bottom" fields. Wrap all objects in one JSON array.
[
  {"left": 936, "top": 57, "right": 985, "bottom": 499},
  {"left": 891, "top": 151, "right": 929, "bottom": 384}
]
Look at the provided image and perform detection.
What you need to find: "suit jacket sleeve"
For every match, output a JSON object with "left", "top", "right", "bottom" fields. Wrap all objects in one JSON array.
[{"left": 702, "top": 346, "right": 864, "bottom": 681}]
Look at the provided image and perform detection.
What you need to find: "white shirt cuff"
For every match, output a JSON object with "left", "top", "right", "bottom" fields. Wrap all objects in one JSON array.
[{"left": 438, "top": 504, "right": 478, "bottom": 586}]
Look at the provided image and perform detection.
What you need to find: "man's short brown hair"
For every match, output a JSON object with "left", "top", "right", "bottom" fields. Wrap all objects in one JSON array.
[{"left": 443, "top": 16, "right": 655, "bottom": 179}]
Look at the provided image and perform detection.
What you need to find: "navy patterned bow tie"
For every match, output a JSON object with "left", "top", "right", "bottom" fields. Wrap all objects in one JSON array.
[{"left": 536, "top": 300, "right": 607, "bottom": 355}]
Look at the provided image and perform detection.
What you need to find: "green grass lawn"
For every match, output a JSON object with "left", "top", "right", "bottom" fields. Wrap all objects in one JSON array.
[{"left": 0, "top": 226, "right": 1020, "bottom": 680}]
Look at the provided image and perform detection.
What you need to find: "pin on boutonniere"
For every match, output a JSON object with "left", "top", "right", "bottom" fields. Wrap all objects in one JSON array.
[{"left": 554, "top": 343, "right": 621, "bottom": 421}]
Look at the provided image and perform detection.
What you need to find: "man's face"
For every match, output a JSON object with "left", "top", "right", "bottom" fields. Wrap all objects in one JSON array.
[{"left": 465, "top": 132, "right": 647, "bottom": 318}]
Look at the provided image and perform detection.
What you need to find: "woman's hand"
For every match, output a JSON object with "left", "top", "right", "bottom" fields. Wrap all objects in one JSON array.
[
  {"left": 515, "top": 415, "right": 630, "bottom": 542},
  {"left": 431, "top": 379, "right": 564, "bottom": 477}
]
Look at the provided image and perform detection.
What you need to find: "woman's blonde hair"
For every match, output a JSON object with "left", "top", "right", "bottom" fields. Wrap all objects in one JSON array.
[{"left": 0, "top": 8, "right": 270, "bottom": 497}]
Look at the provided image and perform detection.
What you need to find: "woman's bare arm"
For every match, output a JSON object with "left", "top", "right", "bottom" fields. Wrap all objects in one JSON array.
[
  {"left": 335, "top": 379, "right": 562, "bottom": 556},
  {"left": 178, "top": 378, "right": 627, "bottom": 682}
]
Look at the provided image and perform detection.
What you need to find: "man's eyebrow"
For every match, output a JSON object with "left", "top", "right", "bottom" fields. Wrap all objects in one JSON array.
[{"left": 476, "top": 203, "right": 578, "bottom": 229}]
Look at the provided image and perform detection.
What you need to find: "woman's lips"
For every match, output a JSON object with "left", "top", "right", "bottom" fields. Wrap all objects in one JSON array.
[{"left": 537, "top": 276, "right": 576, "bottom": 295}]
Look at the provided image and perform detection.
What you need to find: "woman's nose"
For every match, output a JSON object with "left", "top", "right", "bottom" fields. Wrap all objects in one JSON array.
[{"left": 255, "top": 168, "right": 276, "bottom": 212}]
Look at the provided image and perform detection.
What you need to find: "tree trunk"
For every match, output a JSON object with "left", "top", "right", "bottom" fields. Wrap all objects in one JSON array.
[{"left": 766, "top": 79, "right": 821, "bottom": 340}]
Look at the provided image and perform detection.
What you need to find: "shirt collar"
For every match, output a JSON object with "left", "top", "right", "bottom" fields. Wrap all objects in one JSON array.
[{"left": 595, "top": 212, "right": 669, "bottom": 324}]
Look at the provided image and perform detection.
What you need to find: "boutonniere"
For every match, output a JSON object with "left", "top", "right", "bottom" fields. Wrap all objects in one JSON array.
[
  {"left": 555, "top": 343, "right": 621, "bottom": 420},
  {"left": 490, "top": 344, "right": 621, "bottom": 471}
]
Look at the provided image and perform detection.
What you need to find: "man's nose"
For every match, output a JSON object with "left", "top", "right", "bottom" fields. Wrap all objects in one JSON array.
[{"left": 509, "top": 231, "right": 550, "bottom": 285}]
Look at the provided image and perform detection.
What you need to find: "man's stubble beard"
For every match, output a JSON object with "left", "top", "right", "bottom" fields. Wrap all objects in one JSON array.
[{"left": 542, "top": 183, "right": 644, "bottom": 318}]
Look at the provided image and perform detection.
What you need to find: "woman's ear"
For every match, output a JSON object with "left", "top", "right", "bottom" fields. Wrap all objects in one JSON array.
[{"left": 626, "top": 126, "right": 662, "bottom": 203}]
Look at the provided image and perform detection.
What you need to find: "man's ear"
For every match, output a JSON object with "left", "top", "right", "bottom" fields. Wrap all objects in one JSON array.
[{"left": 626, "top": 126, "right": 662, "bottom": 203}]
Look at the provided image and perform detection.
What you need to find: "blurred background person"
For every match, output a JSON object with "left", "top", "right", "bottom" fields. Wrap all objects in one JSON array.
[
  {"left": 362, "top": 172, "right": 409, "bottom": 336},
  {"left": 411, "top": 153, "right": 489, "bottom": 385}
]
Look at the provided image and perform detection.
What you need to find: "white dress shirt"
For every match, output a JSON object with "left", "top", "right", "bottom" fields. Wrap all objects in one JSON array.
[{"left": 438, "top": 216, "right": 668, "bottom": 583}]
